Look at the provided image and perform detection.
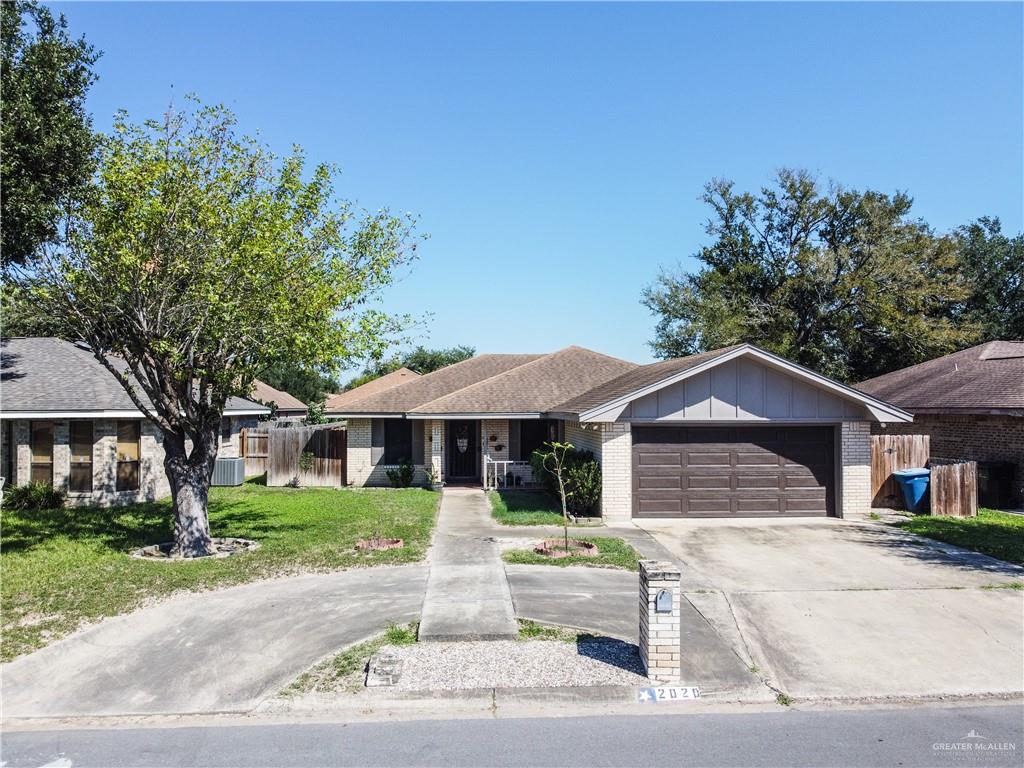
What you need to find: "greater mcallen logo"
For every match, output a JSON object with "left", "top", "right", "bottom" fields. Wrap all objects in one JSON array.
[{"left": 933, "top": 730, "right": 1017, "bottom": 756}]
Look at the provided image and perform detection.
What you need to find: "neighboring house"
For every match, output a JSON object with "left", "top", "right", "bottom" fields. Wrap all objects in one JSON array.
[
  {"left": 330, "top": 344, "right": 910, "bottom": 523},
  {"left": 324, "top": 367, "right": 421, "bottom": 416},
  {"left": 0, "top": 337, "right": 270, "bottom": 506},
  {"left": 857, "top": 341, "right": 1024, "bottom": 507},
  {"left": 250, "top": 380, "right": 308, "bottom": 422}
]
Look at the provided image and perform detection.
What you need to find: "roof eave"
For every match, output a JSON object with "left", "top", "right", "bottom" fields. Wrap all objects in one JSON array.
[{"left": 578, "top": 344, "right": 913, "bottom": 423}]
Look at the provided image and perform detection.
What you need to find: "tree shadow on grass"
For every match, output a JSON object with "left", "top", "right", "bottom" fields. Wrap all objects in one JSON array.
[
  {"left": 495, "top": 489, "right": 560, "bottom": 513},
  {"left": 0, "top": 497, "right": 281, "bottom": 554}
]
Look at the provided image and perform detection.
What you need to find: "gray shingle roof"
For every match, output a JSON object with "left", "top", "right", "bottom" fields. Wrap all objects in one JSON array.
[
  {"left": 554, "top": 345, "right": 744, "bottom": 414},
  {"left": 1, "top": 337, "right": 269, "bottom": 416},
  {"left": 856, "top": 341, "right": 1024, "bottom": 413},
  {"left": 411, "top": 347, "right": 637, "bottom": 414}
]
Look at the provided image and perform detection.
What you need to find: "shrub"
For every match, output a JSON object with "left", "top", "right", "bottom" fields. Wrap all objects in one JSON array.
[
  {"left": 530, "top": 446, "right": 601, "bottom": 515},
  {"left": 386, "top": 461, "right": 415, "bottom": 488},
  {"left": 4, "top": 481, "right": 67, "bottom": 511},
  {"left": 564, "top": 456, "right": 601, "bottom": 515},
  {"left": 298, "top": 451, "right": 315, "bottom": 473}
]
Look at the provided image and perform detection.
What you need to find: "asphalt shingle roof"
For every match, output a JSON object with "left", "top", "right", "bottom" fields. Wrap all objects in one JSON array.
[
  {"left": 856, "top": 341, "right": 1024, "bottom": 413},
  {"left": 250, "top": 380, "right": 308, "bottom": 413},
  {"left": 331, "top": 354, "right": 544, "bottom": 414},
  {"left": 554, "top": 345, "right": 744, "bottom": 414},
  {"left": 411, "top": 347, "right": 637, "bottom": 414},
  {"left": 324, "top": 367, "right": 421, "bottom": 412},
  {"left": 1, "top": 337, "right": 269, "bottom": 415}
]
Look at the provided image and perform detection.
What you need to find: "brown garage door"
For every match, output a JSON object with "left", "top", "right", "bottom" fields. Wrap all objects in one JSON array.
[{"left": 632, "top": 426, "right": 835, "bottom": 518}]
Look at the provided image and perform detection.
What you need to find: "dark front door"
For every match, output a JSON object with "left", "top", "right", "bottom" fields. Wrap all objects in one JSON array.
[
  {"left": 632, "top": 425, "right": 836, "bottom": 518},
  {"left": 447, "top": 420, "right": 478, "bottom": 480}
]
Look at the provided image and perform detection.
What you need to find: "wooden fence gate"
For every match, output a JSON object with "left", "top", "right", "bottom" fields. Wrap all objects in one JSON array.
[
  {"left": 266, "top": 425, "right": 347, "bottom": 488},
  {"left": 871, "top": 434, "right": 930, "bottom": 508},
  {"left": 930, "top": 461, "right": 978, "bottom": 517},
  {"left": 240, "top": 428, "right": 270, "bottom": 477}
]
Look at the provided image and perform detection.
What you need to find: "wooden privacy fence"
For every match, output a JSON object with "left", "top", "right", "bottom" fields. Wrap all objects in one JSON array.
[
  {"left": 930, "top": 461, "right": 978, "bottom": 518},
  {"left": 240, "top": 428, "right": 269, "bottom": 477},
  {"left": 266, "top": 424, "right": 347, "bottom": 488},
  {"left": 870, "top": 433, "right": 977, "bottom": 516},
  {"left": 871, "top": 434, "right": 929, "bottom": 508}
]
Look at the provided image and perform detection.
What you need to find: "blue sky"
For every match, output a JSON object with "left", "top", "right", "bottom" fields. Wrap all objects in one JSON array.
[{"left": 56, "top": 2, "right": 1023, "bottom": 372}]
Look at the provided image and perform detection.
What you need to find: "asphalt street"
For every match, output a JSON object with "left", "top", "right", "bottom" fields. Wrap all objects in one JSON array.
[{"left": 3, "top": 704, "right": 1022, "bottom": 767}]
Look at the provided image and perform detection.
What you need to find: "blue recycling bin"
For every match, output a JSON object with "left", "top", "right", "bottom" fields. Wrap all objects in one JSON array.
[{"left": 892, "top": 468, "right": 930, "bottom": 512}]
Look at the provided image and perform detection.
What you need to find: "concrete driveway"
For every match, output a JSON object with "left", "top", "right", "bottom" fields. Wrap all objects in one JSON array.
[
  {"left": 1, "top": 566, "right": 428, "bottom": 718},
  {"left": 638, "top": 517, "right": 1024, "bottom": 700}
]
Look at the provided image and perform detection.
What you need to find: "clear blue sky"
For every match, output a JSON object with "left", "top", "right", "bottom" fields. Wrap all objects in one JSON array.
[{"left": 56, "top": 2, "right": 1023, "bottom": 371}]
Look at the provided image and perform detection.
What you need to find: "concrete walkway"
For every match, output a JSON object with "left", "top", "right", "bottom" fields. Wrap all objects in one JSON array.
[
  {"left": 1, "top": 566, "right": 428, "bottom": 718},
  {"left": 418, "top": 488, "right": 519, "bottom": 640}
]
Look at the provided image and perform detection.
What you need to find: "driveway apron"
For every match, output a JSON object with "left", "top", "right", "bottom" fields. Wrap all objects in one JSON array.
[
  {"left": 418, "top": 488, "right": 519, "bottom": 641},
  {"left": 1, "top": 566, "right": 428, "bottom": 718}
]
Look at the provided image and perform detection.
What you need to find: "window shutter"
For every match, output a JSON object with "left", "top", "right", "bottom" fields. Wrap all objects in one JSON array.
[
  {"left": 508, "top": 420, "right": 521, "bottom": 461},
  {"left": 412, "top": 421, "right": 424, "bottom": 465},
  {"left": 370, "top": 419, "right": 385, "bottom": 465}
]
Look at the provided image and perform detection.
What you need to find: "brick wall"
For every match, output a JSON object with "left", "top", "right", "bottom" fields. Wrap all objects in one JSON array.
[
  {"left": 872, "top": 414, "right": 1023, "bottom": 504},
  {"left": 346, "top": 417, "right": 430, "bottom": 487},
  {"left": 601, "top": 422, "right": 632, "bottom": 524},
  {"left": 841, "top": 421, "right": 871, "bottom": 517},
  {"left": 8, "top": 418, "right": 172, "bottom": 506}
]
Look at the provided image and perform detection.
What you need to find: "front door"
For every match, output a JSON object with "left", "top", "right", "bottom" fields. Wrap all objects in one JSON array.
[{"left": 447, "top": 420, "right": 478, "bottom": 480}]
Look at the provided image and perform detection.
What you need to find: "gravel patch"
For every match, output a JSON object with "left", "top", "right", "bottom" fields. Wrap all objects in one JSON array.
[{"left": 383, "top": 638, "right": 648, "bottom": 691}]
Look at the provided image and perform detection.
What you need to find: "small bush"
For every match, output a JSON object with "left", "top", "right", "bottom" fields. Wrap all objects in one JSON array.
[
  {"left": 386, "top": 461, "right": 415, "bottom": 488},
  {"left": 529, "top": 446, "right": 601, "bottom": 515},
  {"left": 4, "top": 482, "right": 66, "bottom": 511},
  {"left": 298, "top": 451, "right": 315, "bottom": 473}
]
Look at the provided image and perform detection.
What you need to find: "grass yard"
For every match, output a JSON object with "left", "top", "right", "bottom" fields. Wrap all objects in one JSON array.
[
  {"left": 502, "top": 536, "right": 640, "bottom": 571},
  {"left": 894, "top": 508, "right": 1024, "bottom": 566},
  {"left": 1, "top": 483, "right": 439, "bottom": 661},
  {"left": 488, "top": 489, "right": 597, "bottom": 526}
]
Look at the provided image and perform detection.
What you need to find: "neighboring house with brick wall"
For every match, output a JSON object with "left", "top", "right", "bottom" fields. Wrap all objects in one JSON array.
[
  {"left": 0, "top": 337, "right": 270, "bottom": 506},
  {"left": 857, "top": 341, "right": 1024, "bottom": 507},
  {"left": 329, "top": 344, "right": 910, "bottom": 523}
]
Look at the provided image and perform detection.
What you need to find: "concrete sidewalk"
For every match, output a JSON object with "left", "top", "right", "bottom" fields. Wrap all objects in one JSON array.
[{"left": 418, "top": 488, "right": 519, "bottom": 641}]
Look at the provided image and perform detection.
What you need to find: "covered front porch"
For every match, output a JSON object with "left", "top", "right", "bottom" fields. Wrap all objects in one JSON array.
[
  {"left": 348, "top": 416, "right": 602, "bottom": 489},
  {"left": 425, "top": 417, "right": 563, "bottom": 489}
]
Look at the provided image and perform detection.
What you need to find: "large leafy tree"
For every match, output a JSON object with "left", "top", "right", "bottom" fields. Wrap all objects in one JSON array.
[
  {"left": 344, "top": 344, "right": 475, "bottom": 389},
  {"left": 1, "top": 1, "right": 99, "bottom": 267},
  {"left": 643, "top": 170, "right": 976, "bottom": 382},
  {"left": 954, "top": 217, "right": 1024, "bottom": 342},
  {"left": 17, "top": 101, "right": 418, "bottom": 556},
  {"left": 258, "top": 363, "right": 340, "bottom": 406}
]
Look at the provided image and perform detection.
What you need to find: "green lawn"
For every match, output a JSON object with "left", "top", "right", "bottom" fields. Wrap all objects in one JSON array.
[
  {"left": 488, "top": 489, "right": 599, "bottom": 526},
  {"left": 894, "top": 508, "right": 1024, "bottom": 566},
  {"left": 502, "top": 536, "right": 640, "bottom": 571},
  {"left": 1, "top": 483, "right": 439, "bottom": 661}
]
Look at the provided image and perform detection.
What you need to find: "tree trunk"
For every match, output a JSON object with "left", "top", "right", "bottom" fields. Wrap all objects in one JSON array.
[{"left": 163, "top": 426, "right": 219, "bottom": 557}]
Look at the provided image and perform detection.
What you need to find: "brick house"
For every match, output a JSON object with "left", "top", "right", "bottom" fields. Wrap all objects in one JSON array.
[
  {"left": 857, "top": 341, "right": 1024, "bottom": 507},
  {"left": 0, "top": 338, "right": 269, "bottom": 506},
  {"left": 328, "top": 344, "right": 910, "bottom": 523}
]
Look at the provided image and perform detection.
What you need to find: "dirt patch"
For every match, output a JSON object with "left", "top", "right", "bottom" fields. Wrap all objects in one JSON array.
[
  {"left": 533, "top": 539, "right": 599, "bottom": 558},
  {"left": 356, "top": 537, "right": 405, "bottom": 552}
]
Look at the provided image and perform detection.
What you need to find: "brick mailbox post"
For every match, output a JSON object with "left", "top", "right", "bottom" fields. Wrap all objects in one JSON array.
[{"left": 638, "top": 559, "right": 681, "bottom": 681}]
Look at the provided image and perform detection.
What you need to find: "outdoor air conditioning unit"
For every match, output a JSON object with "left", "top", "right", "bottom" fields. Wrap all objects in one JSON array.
[{"left": 212, "top": 457, "right": 245, "bottom": 486}]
